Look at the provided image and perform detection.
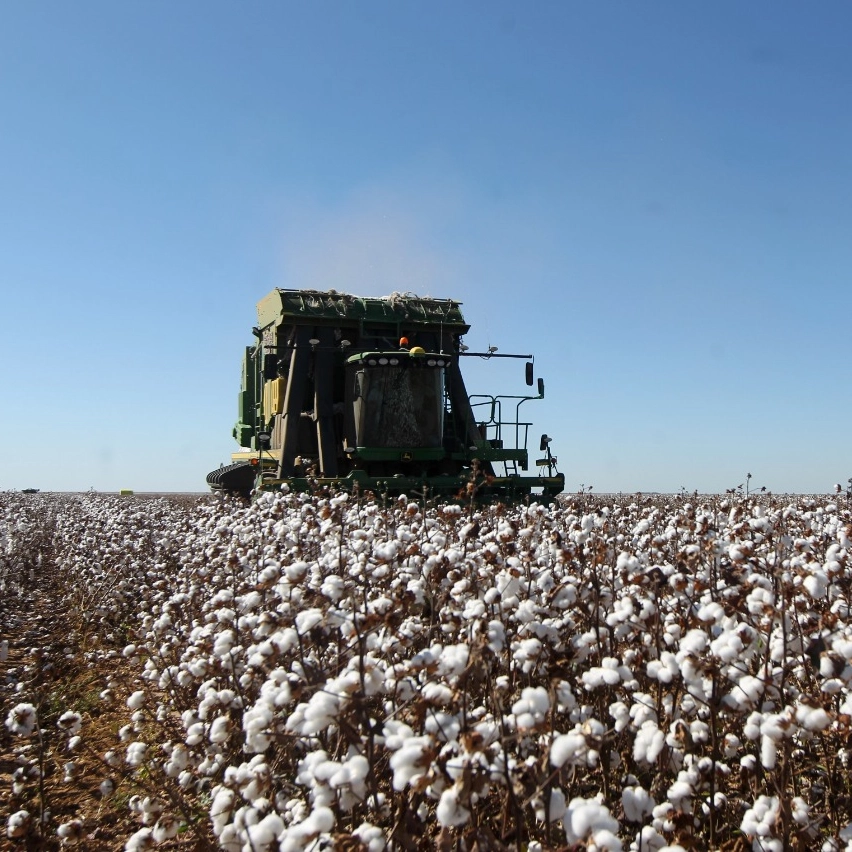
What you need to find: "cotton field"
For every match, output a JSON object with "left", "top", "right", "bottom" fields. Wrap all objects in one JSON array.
[{"left": 4, "top": 488, "right": 852, "bottom": 851}]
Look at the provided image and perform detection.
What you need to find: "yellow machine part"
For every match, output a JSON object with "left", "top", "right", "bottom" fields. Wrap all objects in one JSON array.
[{"left": 262, "top": 377, "right": 285, "bottom": 419}]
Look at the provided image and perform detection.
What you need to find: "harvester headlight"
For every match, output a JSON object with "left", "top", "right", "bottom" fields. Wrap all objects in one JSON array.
[
  {"left": 389, "top": 357, "right": 399, "bottom": 366},
  {"left": 367, "top": 358, "right": 378, "bottom": 366},
  {"left": 427, "top": 358, "right": 437, "bottom": 367},
  {"left": 437, "top": 358, "right": 446, "bottom": 367},
  {"left": 379, "top": 357, "right": 389, "bottom": 365}
]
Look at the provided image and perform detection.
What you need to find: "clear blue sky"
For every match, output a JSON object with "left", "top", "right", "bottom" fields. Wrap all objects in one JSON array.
[{"left": 2, "top": 1, "right": 850, "bottom": 494}]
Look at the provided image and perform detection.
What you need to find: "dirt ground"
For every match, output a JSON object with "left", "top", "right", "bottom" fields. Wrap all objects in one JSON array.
[{"left": 0, "top": 556, "right": 199, "bottom": 850}]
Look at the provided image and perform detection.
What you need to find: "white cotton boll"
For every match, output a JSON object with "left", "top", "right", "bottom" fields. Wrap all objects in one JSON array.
[
  {"left": 185, "top": 722, "right": 205, "bottom": 746},
  {"left": 5, "top": 703, "right": 37, "bottom": 736},
  {"left": 246, "top": 813, "right": 285, "bottom": 851},
  {"left": 295, "top": 608, "right": 324, "bottom": 633},
  {"left": 57, "top": 818, "right": 84, "bottom": 844},
  {"left": 534, "top": 788, "right": 567, "bottom": 822},
  {"left": 279, "top": 806, "right": 335, "bottom": 852},
  {"left": 550, "top": 732, "right": 587, "bottom": 768},
  {"left": 7, "top": 810, "right": 31, "bottom": 839},
  {"left": 647, "top": 653, "right": 679, "bottom": 684},
  {"left": 209, "top": 715, "right": 232, "bottom": 744},
  {"left": 723, "top": 733, "right": 741, "bottom": 758},
  {"left": 436, "top": 786, "right": 471, "bottom": 827},
  {"left": 610, "top": 701, "right": 630, "bottom": 733},
  {"left": 57, "top": 711, "right": 83, "bottom": 736},
  {"left": 389, "top": 736, "right": 433, "bottom": 790},
  {"left": 125, "top": 742, "right": 147, "bottom": 767},
  {"left": 804, "top": 572, "right": 829, "bottom": 599},
  {"left": 210, "top": 787, "right": 235, "bottom": 837},
  {"left": 353, "top": 822, "right": 386, "bottom": 851},
  {"left": 633, "top": 721, "right": 666, "bottom": 765},
  {"left": 633, "top": 826, "right": 667, "bottom": 851},
  {"left": 63, "top": 761, "right": 76, "bottom": 782},
  {"left": 152, "top": 815, "right": 180, "bottom": 843},
  {"left": 791, "top": 797, "right": 810, "bottom": 825},
  {"left": 127, "top": 691, "right": 146, "bottom": 710},
  {"left": 741, "top": 795, "right": 780, "bottom": 841},
  {"left": 213, "top": 630, "right": 235, "bottom": 657},
  {"left": 622, "top": 785, "right": 655, "bottom": 822},
  {"left": 760, "top": 736, "right": 777, "bottom": 770},
  {"left": 438, "top": 644, "right": 469, "bottom": 679},
  {"left": 552, "top": 681, "right": 577, "bottom": 714},
  {"left": 487, "top": 620, "right": 505, "bottom": 653},
  {"left": 513, "top": 637, "right": 542, "bottom": 672},
  {"left": 563, "top": 797, "right": 620, "bottom": 846},
  {"left": 124, "top": 827, "right": 155, "bottom": 851},
  {"left": 667, "top": 779, "right": 692, "bottom": 810},
  {"left": 589, "top": 829, "right": 623, "bottom": 851},
  {"left": 725, "top": 674, "right": 764, "bottom": 709},
  {"left": 100, "top": 778, "right": 115, "bottom": 797},
  {"left": 796, "top": 703, "right": 830, "bottom": 732},
  {"left": 513, "top": 687, "right": 550, "bottom": 731}
]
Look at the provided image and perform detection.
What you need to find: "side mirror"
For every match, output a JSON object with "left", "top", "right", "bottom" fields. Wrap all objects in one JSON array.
[
  {"left": 537, "top": 377, "right": 545, "bottom": 398},
  {"left": 257, "top": 431, "right": 271, "bottom": 450},
  {"left": 540, "top": 434, "right": 551, "bottom": 452},
  {"left": 525, "top": 362, "right": 534, "bottom": 386}
]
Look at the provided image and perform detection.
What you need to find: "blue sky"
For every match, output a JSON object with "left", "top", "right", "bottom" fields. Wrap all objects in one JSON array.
[{"left": 2, "top": 1, "right": 850, "bottom": 494}]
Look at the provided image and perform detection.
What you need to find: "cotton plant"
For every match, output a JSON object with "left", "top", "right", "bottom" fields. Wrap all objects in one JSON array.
[{"left": 8, "top": 488, "right": 852, "bottom": 848}]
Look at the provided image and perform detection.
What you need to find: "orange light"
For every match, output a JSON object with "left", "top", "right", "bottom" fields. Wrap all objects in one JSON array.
[
  {"left": 250, "top": 458, "right": 259, "bottom": 466},
  {"left": 399, "top": 337, "right": 409, "bottom": 347}
]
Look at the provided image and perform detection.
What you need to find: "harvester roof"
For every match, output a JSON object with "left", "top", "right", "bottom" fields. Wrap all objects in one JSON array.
[{"left": 257, "top": 288, "right": 470, "bottom": 333}]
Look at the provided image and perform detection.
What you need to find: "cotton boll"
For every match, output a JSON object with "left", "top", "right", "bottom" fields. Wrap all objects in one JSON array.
[
  {"left": 633, "top": 721, "right": 666, "bottom": 765},
  {"left": 126, "top": 690, "right": 146, "bottom": 710},
  {"left": 436, "top": 785, "right": 470, "bottom": 827},
  {"left": 534, "top": 788, "right": 567, "bottom": 822},
  {"left": 741, "top": 795, "right": 780, "bottom": 841},
  {"left": 5, "top": 703, "right": 37, "bottom": 736},
  {"left": 353, "top": 822, "right": 387, "bottom": 851},
  {"left": 124, "top": 827, "right": 155, "bottom": 851},
  {"left": 57, "top": 819, "right": 84, "bottom": 844},
  {"left": 278, "top": 806, "right": 335, "bottom": 852},
  {"left": 486, "top": 620, "right": 505, "bottom": 653},
  {"left": 512, "top": 687, "right": 550, "bottom": 731},
  {"left": 631, "top": 826, "right": 667, "bottom": 851},
  {"left": 7, "top": 810, "right": 31, "bottom": 839},
  {"left": 125, "top": 741, "right": 148, "bottom": 768},
  {"left": 550, "top": 732, "right": 587, "bottom": 768},
  {"left": 246, "top": 812, "right": 285, "bottom": 851},
  {"left": 563, "top": 797, "right": 620, "bottom": 847},
  {"left": 389, "top": 735, "right": 433, "bottom": 791},
  {"left": 57, "top": 711, "right": 82, "bottom": 736},
  {"left": 622, "top": 785, "right": 655, "bottom": 822},
  {"left": 795, "top": 703, "right": 830, "bottom": 732},
  {"left": 152, "top": 815, "right": 180, "bottom": 843},
  {"left": 209, "top": 715, "right": 233, "bottom": 744}
]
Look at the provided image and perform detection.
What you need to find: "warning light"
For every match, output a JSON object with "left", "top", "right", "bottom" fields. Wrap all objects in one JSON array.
[{"left": 399, "top": 337, "right": 409, "bottom": 347}]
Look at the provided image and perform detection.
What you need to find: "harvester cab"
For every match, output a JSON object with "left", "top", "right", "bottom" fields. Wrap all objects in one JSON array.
[{"left": 207, "top": 289, "right": 564, "bottom": 501}]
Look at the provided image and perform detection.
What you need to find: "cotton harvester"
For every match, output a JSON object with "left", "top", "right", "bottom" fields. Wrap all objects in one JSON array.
[{"left": 207, "top": 289, "right": 563, "bottom": 501}]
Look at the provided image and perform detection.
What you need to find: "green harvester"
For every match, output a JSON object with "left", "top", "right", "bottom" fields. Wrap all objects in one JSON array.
[{"left": 207, "top": 289, "right": 563, "bottom": 501}]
